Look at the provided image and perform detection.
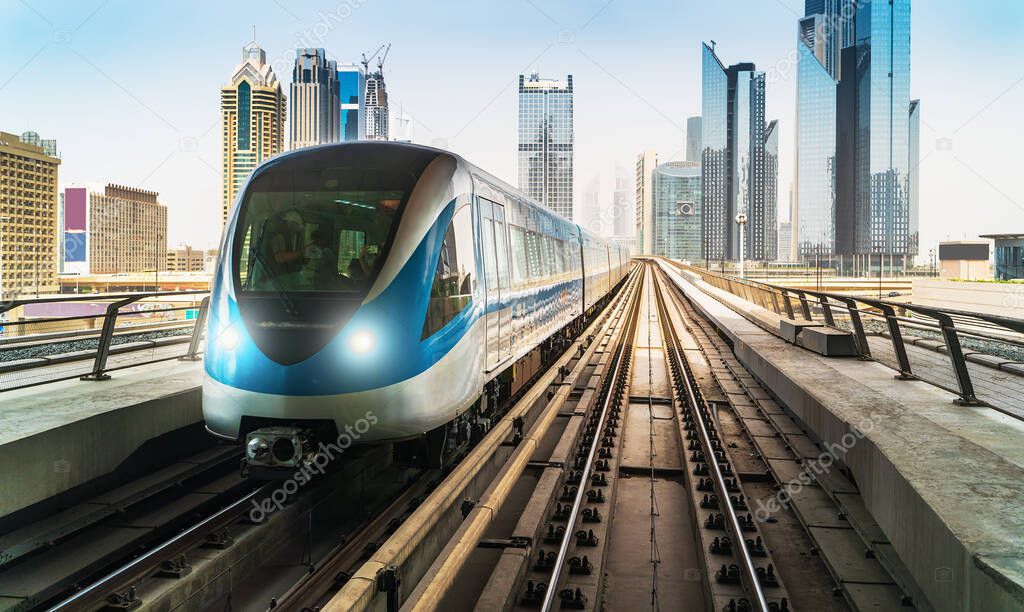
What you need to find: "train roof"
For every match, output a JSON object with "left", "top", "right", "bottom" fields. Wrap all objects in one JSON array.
[{"left": 261, "top": 141, "right": 625, "bottom": 251}]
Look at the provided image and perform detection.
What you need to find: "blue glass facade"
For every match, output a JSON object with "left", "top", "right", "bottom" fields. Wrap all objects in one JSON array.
[
  {"left": 701, "top": 43, "right": 777, "bottom": 262},
  {"left": 337, "top": 64, "right": 364, "bottom": 142},
  {"left": 852, "top": 0, "right": 912, "bottom": 266},
  {"left": 653, "top": 162, "right": 703, "bottom": 262},
  {"left": 795, "top": 40, "right": 837, "bottom": 260},
  {"left": 701, "top": 43, "right": 729, "bottom": 260},
  {"left": 986, "top": 236, "right": 1024, "bottom": 280},
  {"left": 799, "top": 0, "right": 915, "bottom": 273},
  {"left": 237, "top": 80, "right": 251, "bottom": 150}
]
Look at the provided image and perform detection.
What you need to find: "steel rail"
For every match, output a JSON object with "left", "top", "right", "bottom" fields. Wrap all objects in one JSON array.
[
  {"left": 403, "top": 269, "right": 643, "bottom": 611},
  {"left": 45, "top": 484, "right": 271, "bottom": 611},
  {"left": 323, "top": 271, "right": 639, "bottom": 612},
  {"left": 540, "top": 266, "right": 644, "bottom": 612},
  {"left": 654, "top": 267, "right": 771, "bottom": 612}
]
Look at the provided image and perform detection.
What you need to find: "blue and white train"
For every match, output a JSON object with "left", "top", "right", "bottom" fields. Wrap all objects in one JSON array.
[{"left": 203, "top": 142, "right": 629, "bottom": 469}]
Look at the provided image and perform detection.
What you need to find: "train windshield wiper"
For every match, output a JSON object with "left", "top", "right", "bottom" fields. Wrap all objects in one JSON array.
[{"left": 245, "top": 221, "right": 302, "bottom": 319}]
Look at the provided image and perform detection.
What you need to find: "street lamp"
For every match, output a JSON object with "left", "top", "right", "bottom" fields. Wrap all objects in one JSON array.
[{"left": 735, "top": 213, "right": 748, "bottom": 278}]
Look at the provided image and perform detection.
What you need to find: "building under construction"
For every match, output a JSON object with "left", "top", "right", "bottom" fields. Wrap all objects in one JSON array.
[{"left": 362, "top": 44, "right": 390, "bottom": 141}]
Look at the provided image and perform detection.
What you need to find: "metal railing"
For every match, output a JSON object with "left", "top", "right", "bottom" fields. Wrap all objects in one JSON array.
[
  {"left": 0, "top": 290, "right": 209, "bottom": 391},
  {"left": 669, "top": 261, "right": 1024, "bottom": 410}
]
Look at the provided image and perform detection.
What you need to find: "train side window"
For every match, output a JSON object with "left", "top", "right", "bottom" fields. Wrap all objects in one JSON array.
[
  {"left": 422, "top": 206, "right": 474, "bottom": 339},
  {"left": 509, "top": 225, "right": 527, "bottom": 288},
  {"left": 526, "top": 231, "right": 540, "bottom": 279}
]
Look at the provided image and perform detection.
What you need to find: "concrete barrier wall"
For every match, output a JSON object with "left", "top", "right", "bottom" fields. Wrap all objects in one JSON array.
[
  {"left": 0, "top": 363, "right": 204, "bottom": 519},
  {"left": 913, "top": 278, "right": 1024, "bottom": 317}
]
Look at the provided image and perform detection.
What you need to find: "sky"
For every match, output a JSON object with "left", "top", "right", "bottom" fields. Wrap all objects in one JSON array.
[{"left": 2, "top": 0, "right": 1023, "bottom": 258}]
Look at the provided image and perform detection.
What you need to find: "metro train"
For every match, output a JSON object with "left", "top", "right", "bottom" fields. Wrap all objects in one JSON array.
[{"left": 203, "top": 142, "right": 630, "bottom": 471}]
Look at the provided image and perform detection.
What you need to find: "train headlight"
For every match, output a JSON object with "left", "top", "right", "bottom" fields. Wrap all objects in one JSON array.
[
  {"left": 349, "top": 330, "right": 376, "bottom": 355},
  {"left": 247, "top": 436, "right": 269, "bottom": 461},
  {"left": 219, "top": 325, "right": 240, "bottom": 351}
]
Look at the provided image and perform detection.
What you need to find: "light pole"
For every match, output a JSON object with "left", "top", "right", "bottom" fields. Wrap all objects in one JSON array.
[{"left": 735, "top": 213, "right": 748, "bottom": 278}]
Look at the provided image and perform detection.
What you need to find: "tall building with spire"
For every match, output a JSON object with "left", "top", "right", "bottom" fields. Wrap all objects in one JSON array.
[
  {"left": 220, "top": 39, "right": 285, "bottom": 225},
  {"left": 517, "top": 73, "right": 574, "bottom": 220},
  {"left": 700, "top": 43, "right": 778, "bottom": 262},
  {"left": 290, "top": 48, "right": 340, "bottom": 149}
]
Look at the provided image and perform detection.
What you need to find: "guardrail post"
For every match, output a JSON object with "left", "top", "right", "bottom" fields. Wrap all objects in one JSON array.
[
  {"left": 81, "top": 295, "right": 145, "bottom": 381},
  {"left": 780, "top": 290, "right": 795, "bottom": 319},
  {"left": 933, "top": 313, "right": 980, "bottom": 405},
  {"left": 769, "top": 290, "right": 782, "bottom": 315},
  {"left": 797, "top": 291, "right": 813, "bottom": 321},
  {"left": 818, "top": 295, "right": 836, "bottom": 327},
  {"left": 878, "top": 303, "right": 914, "bottom": 380},
  {"left": 836, "top": 297, "right": 872, "bottom": 359},
  {"left": 179, "top": 296, "right": 210, "bottom": 362}
]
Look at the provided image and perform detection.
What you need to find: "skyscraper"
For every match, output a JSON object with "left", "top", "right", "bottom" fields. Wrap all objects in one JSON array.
[
  {"left": 517, "top": 73, "right": 574, "bottom": 220},
  {"left": 686, "top": 116, "right": 702, "bottom": 163},
  {"left": 635, "top": 150, "right": 657, "bottom": 254},
  {"left": 364, "top": 68, "right": 389, "bottom": 141},
  {"left": 836, "top": 0, "right": 914, "bottom": 273},
  {"left": 221, "top": 39, "right": 285, "bottom": 225},
  {"left": 612, "top": 164, "right": 633, "bottom": 238},
  {"left": 290, "top": 48, "right": 340, "bottom": 149},
  {"left": 0, "top": 131, "right": 60, "bottom": 297},
  {"left": 795, "top": 0, "right": 860, "bottom": 266},
  {"left": 795, "top": 22, "right": 839, "bottom": 262},
  {"left": 700, "top": 43, "right": 778, "bottom": 262},
  {"left": 652, "top": 161, "right": 702, "bottom": 262},
  {"left": 337, "top": 63, "right": 364, "bottom": 142},
  {"left": 909, "top": 99, "right": 920, "bottom": 259}
]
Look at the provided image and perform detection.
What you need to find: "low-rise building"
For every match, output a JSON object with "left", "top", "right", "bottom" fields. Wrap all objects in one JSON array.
[
  {"left": 980, "top": 234, "right": 1024, "bottom": 281},
  {"left": 938, "top": 240, "right": 990, "bottom": 280},
  {"left": 166, "top": 245, "right": 208, "bottom": 273}
]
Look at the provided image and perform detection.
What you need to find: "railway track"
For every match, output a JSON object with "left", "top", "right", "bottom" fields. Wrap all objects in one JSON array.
[{"left": 350, "top": 260, "right": 916, "bottom": 612}]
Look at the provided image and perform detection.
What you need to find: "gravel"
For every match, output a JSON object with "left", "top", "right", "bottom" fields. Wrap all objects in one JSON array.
[{"left": 0, "top": 327, "right": 194, "bottom": 362}]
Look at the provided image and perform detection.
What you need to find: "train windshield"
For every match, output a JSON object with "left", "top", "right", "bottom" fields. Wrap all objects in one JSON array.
[{"left": 234, "top": 147, "right": 437, "bottom": 296}]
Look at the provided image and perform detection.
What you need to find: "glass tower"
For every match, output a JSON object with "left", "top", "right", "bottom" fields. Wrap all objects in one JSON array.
[
  {"left": 517, "top": 73, "right": 574, "bottom": 220},
  {"left": 909, "top": 99, "right": 920, "bottom": 258},
  {"left": 686, "top": 116, "right": 702, "bottom": 163},
  {"left": 701, "top": 43, "right": 777, "bottom": 262},
  {"left": 799, "top": 0, "right": 914, "bottom": 272},
  {"left": 653, "top": 162, "right": 702, "bottom": 262},
  {"left": 795, "top": 33, "right": 838, "bottom": 261},
  {"left": 337, "top": 63, "right": 364, "bottom": 142},
  {"left": 848, "top": 0, "right": 913, "bottom": 272},
  {"left": 701, "top": 44, "right": 729, "bottom": 261}
]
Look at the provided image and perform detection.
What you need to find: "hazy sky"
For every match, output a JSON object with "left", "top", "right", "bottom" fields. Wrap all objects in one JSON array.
[{"left": 2, "top": 0, "right": 1023, "bottom": 257}]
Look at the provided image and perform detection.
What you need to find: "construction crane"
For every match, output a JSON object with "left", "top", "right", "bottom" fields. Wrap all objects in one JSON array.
[{"left": 361, "top": 43, "right": 391, "bottom": 75}]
